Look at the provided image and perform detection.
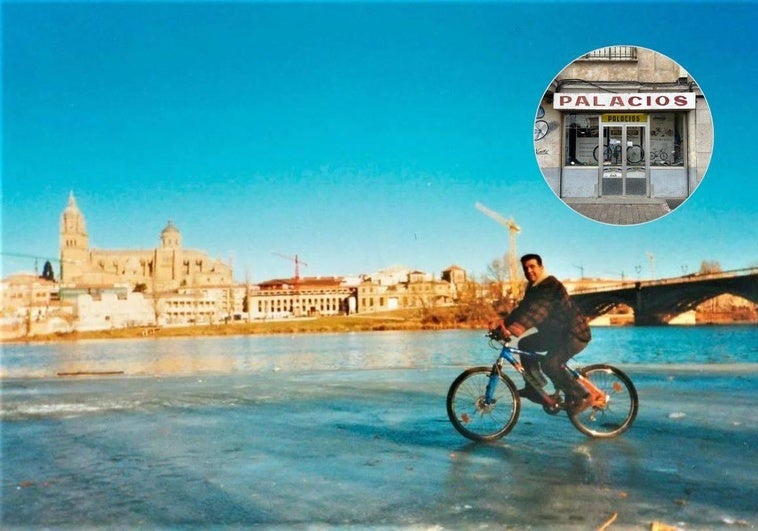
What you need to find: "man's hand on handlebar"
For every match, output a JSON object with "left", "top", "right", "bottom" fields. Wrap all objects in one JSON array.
[{"left": 488, "top": 319, "right": 511, "bottom": 342}]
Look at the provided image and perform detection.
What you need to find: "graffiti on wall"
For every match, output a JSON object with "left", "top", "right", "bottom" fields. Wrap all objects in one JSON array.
[{"left": 534, "top": 106, "right": 559, "bottom": 155}]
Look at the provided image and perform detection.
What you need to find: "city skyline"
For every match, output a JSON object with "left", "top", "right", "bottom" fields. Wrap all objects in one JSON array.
[
  {"left": 3, "top": 2, "right": 757, "bottom": 284},
  {"left": 3, "top": 189, "right": 750, "bottom": 285}
]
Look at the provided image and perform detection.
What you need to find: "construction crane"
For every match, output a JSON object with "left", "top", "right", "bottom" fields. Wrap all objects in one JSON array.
[
  {"left": 475, "top": 202, "right": 522, "bottom": 300},
  {"left": 272, "top": 252, "right": 308, "bottom": 318},
  {"left": 272, "top": 252, "right": 308, "bottom": 287}
]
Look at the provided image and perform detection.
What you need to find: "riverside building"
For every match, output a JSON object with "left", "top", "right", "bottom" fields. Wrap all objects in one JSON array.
[
  {"left": 535, "top": 46, "right": 713, "bottom": 206},
  {"left": 248, "top": 277, "right": 356, "bottom": 319},
  {"left": 47, "top": 192, "right": 469, "bottom": 328},
  {"left": 244, "top": 266, "right": 467, "bottom": 320}
]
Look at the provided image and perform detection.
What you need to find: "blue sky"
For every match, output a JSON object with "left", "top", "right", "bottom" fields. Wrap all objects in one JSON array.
[{"left": 2, "top": 1, "right": 757, "bottom": 283}]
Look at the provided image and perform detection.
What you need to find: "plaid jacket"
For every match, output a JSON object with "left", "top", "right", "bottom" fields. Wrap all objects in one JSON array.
[{"left": 504, "top": 275, "right": 591, "bottom": 343}]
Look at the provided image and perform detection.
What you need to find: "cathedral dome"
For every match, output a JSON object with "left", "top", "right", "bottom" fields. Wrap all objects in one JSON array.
[
  {"left": 160, "top": 220, "right": 182, "bottom": 249},
  {"left": 161, "top": 220, "right": 180, "bottom": 235}
]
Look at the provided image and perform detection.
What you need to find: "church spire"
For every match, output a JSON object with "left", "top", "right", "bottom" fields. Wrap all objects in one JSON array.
[
  {"left": 60, "top": 191, "right": 89, "bottom": 283},
  {"left": 61, "top": 191, "right": 87, "bottom": 235}
]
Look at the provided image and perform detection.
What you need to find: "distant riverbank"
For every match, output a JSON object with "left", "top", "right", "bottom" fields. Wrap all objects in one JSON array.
[
  {"left": 5, "top": 308, "right": 754, "bottom": 344},
  {"left": 3, "top": 310, "right": 483, "bottom": 344}
]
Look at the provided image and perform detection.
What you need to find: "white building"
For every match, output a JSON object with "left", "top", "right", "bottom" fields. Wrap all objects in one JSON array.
[
  {"left": 75, "top": 292, "right": 155, "bottom": 331},
  {"left": 158, "top": 291, "right": 221, "bottom": 326}
]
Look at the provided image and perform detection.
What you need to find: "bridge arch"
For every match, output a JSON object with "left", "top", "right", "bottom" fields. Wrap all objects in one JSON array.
[{"left": 572, "top": 269, "right": 758, "bottom": 325}]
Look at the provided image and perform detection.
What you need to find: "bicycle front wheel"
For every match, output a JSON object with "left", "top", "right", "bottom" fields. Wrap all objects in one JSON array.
[
  {"left": 446, "top": 366, "right": 520, "bottom": 441},
  {"left": 569, "top": 364, "right": 638, "bottom": 438},
  {"left": 627, "top": 144, "right": 644, "bottom": 164}
]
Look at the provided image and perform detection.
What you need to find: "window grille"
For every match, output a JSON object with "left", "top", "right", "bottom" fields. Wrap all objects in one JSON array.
[{"left": 581, "top": 46, "right": 637, "bottom": 61}]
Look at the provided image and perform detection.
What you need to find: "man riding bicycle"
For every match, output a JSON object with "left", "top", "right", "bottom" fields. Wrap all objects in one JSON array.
[{"left": 493, "top": 253, "right": 592, "bottom": 412}]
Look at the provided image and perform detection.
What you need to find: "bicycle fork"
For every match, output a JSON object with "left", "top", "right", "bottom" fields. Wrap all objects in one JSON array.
[{"left": 484, "top": 361, "right": 502, "bottom": 405}]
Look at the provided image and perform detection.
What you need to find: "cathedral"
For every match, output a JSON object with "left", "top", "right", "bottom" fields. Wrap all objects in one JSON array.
[{"left": 59, "top": 192, "right": 233, "bottom": 291}]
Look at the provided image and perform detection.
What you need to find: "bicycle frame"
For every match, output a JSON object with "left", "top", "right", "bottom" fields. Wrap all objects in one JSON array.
[{"left": 484, "top": 340, "right": 607, "bottom": 411}]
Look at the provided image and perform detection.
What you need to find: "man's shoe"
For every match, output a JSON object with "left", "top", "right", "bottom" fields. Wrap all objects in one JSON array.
[
  {"left": 518, "top": 386, "right": 544, "bottom": 404},
  {"left": 565, "top": 393, "right": 593, "bottom": 414}
]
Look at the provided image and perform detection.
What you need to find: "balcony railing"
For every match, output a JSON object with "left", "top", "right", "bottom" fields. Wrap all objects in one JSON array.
[{"left": 581, "top": 46, "right": 637, "bottom": 61}]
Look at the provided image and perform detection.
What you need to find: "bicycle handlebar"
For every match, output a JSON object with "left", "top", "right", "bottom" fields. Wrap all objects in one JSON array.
[{"left": 486, "top": 327, "right": 511, "bottom": 344}]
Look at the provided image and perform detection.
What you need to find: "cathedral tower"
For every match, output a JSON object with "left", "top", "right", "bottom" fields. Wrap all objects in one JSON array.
[{"left": 60, "top": 192, "right": 89, "bottom": 282}]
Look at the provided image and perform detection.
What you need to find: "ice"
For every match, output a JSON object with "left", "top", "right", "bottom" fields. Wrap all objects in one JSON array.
[{"left": 2, "top": 329, "right": 757, "bottom": 527}]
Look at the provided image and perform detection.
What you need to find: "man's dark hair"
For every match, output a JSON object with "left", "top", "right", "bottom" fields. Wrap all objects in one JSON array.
[{"left": 520, "top": 253, "right": 543, "bottom": 266}]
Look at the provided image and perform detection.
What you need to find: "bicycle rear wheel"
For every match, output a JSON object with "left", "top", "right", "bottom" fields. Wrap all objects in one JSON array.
[
  {"left": 569, "top": 364, "right": 638, "bottom": 438},
  {"left": 446, "top": 366, "right": 520, "bottom": 441}
]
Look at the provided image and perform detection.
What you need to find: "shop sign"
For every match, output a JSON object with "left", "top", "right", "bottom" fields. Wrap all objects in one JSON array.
[
  {"left": 554, "top": 92, "right": 696, "bottom": 110},
  {"left": 602, "top": 113, "right": 648, "bottom": 123}
]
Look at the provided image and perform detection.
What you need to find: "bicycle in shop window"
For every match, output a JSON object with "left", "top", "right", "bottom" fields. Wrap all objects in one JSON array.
[
  {"left": 650, "top": 144, "right": 682, "bottom": 165},
  {"left": 593, "top": 141, "right": 644, "bottom": 165}
]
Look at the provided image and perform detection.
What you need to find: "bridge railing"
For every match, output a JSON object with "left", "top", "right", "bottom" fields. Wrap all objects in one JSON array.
[{"left": 570, "top": 267, "right": 758, "bottom": 295}]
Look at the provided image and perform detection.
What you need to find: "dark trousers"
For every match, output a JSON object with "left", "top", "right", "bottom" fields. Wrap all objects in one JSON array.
[{"left": 518, "top": 332, "right": 588, "bottom": 399}]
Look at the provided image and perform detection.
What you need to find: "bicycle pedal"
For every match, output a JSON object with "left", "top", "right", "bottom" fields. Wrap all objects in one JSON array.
[
  {"left": 542, "top": 401, "right": 561, "bottom": 415},
  {"left": 542, "top": 394, "right": 557, "bottom": 406}
]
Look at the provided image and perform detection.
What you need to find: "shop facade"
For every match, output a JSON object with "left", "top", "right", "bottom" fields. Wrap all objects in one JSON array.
[{"left": 535, "top": 46, "right": 712, "bottom": 201}]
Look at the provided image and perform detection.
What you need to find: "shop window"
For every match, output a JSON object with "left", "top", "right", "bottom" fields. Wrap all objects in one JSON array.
[
  {"left": 649, "top": 113, "right": 685, "bottom": 166},
  {"left": 564, "top": 113, "right": 685, "bottom": 167},
  {"left": 564, "top": 115, "right": 600, "bottom": 166}
]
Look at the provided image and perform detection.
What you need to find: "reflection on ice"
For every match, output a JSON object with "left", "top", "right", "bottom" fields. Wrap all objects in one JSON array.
[{"left": 3, "top": 327, "right": 757, "bottom": 380}]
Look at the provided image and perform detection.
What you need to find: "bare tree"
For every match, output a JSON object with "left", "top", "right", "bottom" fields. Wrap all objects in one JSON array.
[
  {"left": 454, "top": 278, "right": 499, "bottom": 325},
  {"left": 486, "top": 257, "right": 508, "bottom": 298},
  {"left": 698, "top": 260, "right": 722, "bottom": 274}
]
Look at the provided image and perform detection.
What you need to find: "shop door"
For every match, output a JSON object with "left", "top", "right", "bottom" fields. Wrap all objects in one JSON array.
[
  {"left": 599, "top": 124, "right": 647, "bottom": 196},
  {"left": 625, "top": 126, "right": 646, "bottom": 195}
]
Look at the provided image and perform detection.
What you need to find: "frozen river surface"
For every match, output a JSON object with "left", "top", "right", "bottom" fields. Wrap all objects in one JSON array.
[{"left": 2, "top": 329, "right": 756, "bottom": 528}]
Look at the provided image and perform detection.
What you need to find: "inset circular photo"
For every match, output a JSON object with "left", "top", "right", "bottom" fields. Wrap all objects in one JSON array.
[{"left": 533, "top": 45, "right": 713, "bottom": 225}]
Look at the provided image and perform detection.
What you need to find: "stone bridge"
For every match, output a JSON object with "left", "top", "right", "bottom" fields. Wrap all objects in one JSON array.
[{"left": 570, "top": 268, "right": 758, "bottom": 325}]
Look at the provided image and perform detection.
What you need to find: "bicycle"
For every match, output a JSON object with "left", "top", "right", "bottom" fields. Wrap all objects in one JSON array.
[
  {"left": 651, "top": 144, "right": 682, "bottom": 166},
  {"left": 593, "top": 143, "right": 644, "bottom": 165},
  {"left": 650, "top": 147, "right": 669, "bottom": 164},
  {"left": 446, "top": 328, "right": 638, "bottom": 441}
]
